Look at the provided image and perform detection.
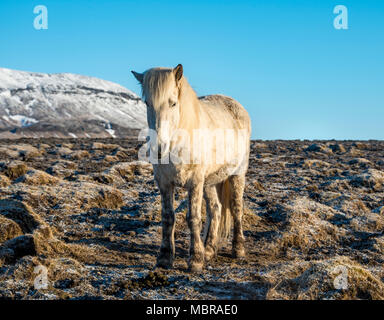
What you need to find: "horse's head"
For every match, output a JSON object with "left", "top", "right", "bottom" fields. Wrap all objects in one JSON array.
[{"left": 132, "top": 64, "right": 183, "bottom": 155}]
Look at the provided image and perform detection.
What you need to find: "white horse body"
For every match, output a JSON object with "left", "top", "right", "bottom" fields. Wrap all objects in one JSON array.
[{"left": 132, "top": 65, "right": 251, "bottom": 271}]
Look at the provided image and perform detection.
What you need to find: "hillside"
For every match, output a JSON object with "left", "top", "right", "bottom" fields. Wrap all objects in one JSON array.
[{"left": 0, "top": 68, "right": 146, "bottom": 138}]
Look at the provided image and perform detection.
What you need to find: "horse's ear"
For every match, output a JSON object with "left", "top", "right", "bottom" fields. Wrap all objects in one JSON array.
[
  {"left": 131, "top": 70, "right": 144, "bottom": 84},
  {"left": 173, "top": 64, "right": 183, "bottom": 83}
]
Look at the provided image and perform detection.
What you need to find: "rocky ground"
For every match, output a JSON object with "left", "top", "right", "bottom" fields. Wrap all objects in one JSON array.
[{"left": 0, "top": 138, "right": 383, "bottom": 300}]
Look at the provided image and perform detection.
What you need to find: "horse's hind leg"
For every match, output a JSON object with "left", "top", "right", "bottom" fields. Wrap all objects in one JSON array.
[
  {"left": 156, "top": 184, "right": 175, "bottom": 269},
  {"left": 228, "top": 174, "right": 246, "bottom": 258},
  {"left": 203, "top": 184, "right": 221, "bottom": 262},
  {"left": 187, "top": 181, "right": 205, "bottom": 272}
]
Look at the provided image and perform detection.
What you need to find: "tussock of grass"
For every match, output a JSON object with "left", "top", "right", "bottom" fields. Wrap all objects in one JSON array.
[
  {"left": 95, "top": 161, "right": 153, "bottom": 186},
  {"left": 2, "top": 162, "right": 28, "bottom": 179},
  {"left": 86, "top": 187, "right": 124, "bottom": 210},
  {"left": 252, "top": 180, "right": 265, "bottom": 192},
  {"left": 46, "top": 160, "right": 77, "bottom": 177},
  {"left": 0, "top": 174, "right": 10, "bottom": 187},
  {"left": 0, "top": 216, "right": 23, "bottom": 244},
  {"left": 0, "top": 199, "right": 42, "bottom": 233},
  {"left": 267, "top": 256, "right": 384, "bottom": 300},
  {"left": 304, "top": 144, "right": 332, "bottom": 154},
  {"left": 69, "top": 150, "right": 90, "bottom": 160},
  {"left": 328, "top": 143, "right": 346, "bottom": 153},
  {"left": 16, "top": 169, "right": 59, "bottom": 185},
  {"left": 0, "top": 144, "right": 42, "bottom": 159},
  {"left": 302, "top": 159, "right": 330, "bottom": 169},
  {"left": 91, "top": 142, "right": 120, "bottom": 150},
  {"left": 0, "top": 199, "right": 124, "bottom": 268},
  {"left": 102, "top": 155, "right": 119, "bottom": 163},
  {"left": 275, "top": 198, "right": 342, "bottom": 253},
  {"left": 350, "top": 169, "right": 384, "bottom": 190},
  {"left": 348, "top": 147, "right": 363, "bottom": 157}
]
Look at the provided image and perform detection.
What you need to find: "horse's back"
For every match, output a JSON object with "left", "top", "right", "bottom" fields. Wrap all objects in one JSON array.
[
  {"left": 197, "top": 94, "right": 250, "bottom": 183},
  {"left": 198, "top": 94, "right": 251, "bottom": 133}
]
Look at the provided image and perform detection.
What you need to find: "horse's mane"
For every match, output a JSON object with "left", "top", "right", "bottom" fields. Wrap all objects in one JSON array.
[
  {"left": 142, "top": 68, "right": 174, "bottom": 103},
  {"left": 142, "top": 68, "right": 201, "bottom": 132}
]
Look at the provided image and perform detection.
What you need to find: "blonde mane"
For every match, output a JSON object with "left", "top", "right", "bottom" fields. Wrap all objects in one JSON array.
[
  {"left": 142, "top": 68, "right": 201, "bottom": 134},
  {"left": 142, "top": 68, "right": 174, "bottom": 103}
]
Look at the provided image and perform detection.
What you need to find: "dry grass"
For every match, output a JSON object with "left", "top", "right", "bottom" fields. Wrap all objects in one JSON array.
[
  {"left": 303, "top": 159, "right": 331, "bottom": 169},
  {"left": 252, "top": 180, "right": 265, "bottom": 192},
  {"left": 0, "top": 144, "right": 42, "bottom": 159},
  {"left": 69, "top": 150, "right": 90, "bottom": 160},
  {"left": 0, "top": 216, "right": 23, "bottom": 244},
  {"left": 2, "top": 162, "right": 28, "bottom": 179},
  {"left": 274, "top": 198, "right": 342, "bottom": 254},
  {"left": 91, "top": 142, "right": 120, "bottom": 150},
  {"left": 0, "top": 139, "right": 383, "bottom": 300},
  {"left": 86, "top": 187, "right": 124, "bottom": 210},
  {"left": 16, "top": 170, "right": 59, "bottom": 185},
  {"left": 267, "top": 256, "right": 384, "bottom": 300},
  {"left": 0, "top": 174, "right": 10, "bottom": 187}
]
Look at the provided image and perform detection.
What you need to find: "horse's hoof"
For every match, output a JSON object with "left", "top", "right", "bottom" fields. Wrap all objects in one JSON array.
[
  {"left": 156, "top": 259, "right": 173, "bottom": 270},
  {"left": 188, "top": 261, "right": 204, "bottom": 273},
  {"left": 204, "top": 247, "right": 216, "bottom": 262},
  {"left": 232, "top": 248, "right": 246, "bottom": 259}
]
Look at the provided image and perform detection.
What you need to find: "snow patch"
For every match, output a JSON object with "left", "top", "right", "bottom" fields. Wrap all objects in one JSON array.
[
  {"left": 106, "top": 129, "right": 116, "bottom": 138},
  {"left": 8, "top": 115, "right": 38, "bottom": 127},
  {"left": 0, "top": 67, "right": 147, "bottom": 137}
]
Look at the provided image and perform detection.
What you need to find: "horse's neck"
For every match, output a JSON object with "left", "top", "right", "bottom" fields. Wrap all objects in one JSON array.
[{"left": 178, "top": 79, "right": 202, "bottom": 133}]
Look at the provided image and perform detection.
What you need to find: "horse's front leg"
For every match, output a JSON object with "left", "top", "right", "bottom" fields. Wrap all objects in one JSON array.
[
  {"left": 187, "top": 181, "right": 205, "bottom": 272},
  {"left": 156, "top": 184, "right": 175, "bottom": 269}
]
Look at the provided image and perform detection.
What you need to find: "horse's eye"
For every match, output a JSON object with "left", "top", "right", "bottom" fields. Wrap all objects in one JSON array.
[{"left": 171, "top": 102, "right": 177, "bottom": 108}]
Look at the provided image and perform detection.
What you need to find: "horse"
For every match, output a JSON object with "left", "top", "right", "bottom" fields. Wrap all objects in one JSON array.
[{"left": 132, "top": 64, "right": 251, "bottom": 271}]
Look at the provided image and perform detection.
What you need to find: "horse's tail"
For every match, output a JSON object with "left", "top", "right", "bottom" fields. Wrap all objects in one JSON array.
[{"left": 218, "top": 179, "right": 232, "bottom": 240}]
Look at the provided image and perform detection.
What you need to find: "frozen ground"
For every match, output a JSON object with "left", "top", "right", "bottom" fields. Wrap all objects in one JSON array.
[{"left": 0, "top": 138, "right": 383, "bottom": 300}]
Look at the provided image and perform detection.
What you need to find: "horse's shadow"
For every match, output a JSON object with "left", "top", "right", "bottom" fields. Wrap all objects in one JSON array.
[{"left": 65, "top": 206, "right": 193, "bottom": 262}]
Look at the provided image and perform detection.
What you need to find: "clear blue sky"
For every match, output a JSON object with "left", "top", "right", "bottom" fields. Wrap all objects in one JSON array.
[{"left": 1, "top": 0, "right": 383, "bottom": 140}]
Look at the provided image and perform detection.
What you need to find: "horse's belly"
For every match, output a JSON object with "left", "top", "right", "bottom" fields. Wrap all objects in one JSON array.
[
  {"left": 154, "top": 159, "right": 247, "bottom": 188},
  {"left": 204, "top": 164, "right": 241, "bottom": 185}
]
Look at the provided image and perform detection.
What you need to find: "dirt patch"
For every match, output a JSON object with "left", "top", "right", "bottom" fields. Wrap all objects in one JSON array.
[{"left": 119, "top": 271, "right": 171, "bottom": 291}]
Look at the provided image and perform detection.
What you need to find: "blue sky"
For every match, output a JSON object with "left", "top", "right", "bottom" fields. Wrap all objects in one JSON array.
[{"left": 1, "top": 0, "right": 383, "bottom": 140}]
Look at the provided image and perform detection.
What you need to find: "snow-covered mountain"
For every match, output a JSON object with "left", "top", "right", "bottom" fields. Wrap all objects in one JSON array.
[{"left": 0, "top": 67, "right": 147, "bottom": 138}]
